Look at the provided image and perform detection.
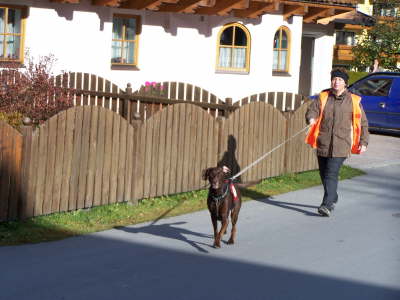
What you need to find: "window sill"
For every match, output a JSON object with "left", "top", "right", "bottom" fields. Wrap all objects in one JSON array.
[
  {"left": 215, "top": 69, "right": 249, "bottom": 75},
  {"left": 111, "top": 65, "right": 140, "bottom": 71},
  {"left": 272, "top": 71, "right": 291, "bottom": 77},
  {"left": 0, "top": 61, "right": 24, "bottom": 68}
]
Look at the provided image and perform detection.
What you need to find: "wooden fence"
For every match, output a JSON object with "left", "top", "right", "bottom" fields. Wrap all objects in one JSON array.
[
  {"left": 0, "top": 98, "right": 317, "bottom": 222},
  {"left": 0, "top": 72, "right": 316, "bottom": 221},
  {"left": 50, "top": 72, "right": 305, "bottom": 121}
]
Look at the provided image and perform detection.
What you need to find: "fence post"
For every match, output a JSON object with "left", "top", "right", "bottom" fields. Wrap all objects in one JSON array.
[
  {"left": 124, "top": 83, "right": 133, "bottom": 123},
  {"left": 224, "top": 97, "right": 233, "bottom": 118},
  {"left": 20, "top": 117, "right": 34, "bottom": 220}
]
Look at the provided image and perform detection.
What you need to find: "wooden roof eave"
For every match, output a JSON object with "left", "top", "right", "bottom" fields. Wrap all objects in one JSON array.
[{"left": 51, "top": 0, "right": 356, "bottom": 23}]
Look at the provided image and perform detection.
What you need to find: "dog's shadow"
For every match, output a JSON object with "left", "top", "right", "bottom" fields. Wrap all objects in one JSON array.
[
  {"left": 114, "top": 221, "right": 213, "bottom": 253},
  {"left": 242, "top": 189, "right": 320, "bottom": 217}
]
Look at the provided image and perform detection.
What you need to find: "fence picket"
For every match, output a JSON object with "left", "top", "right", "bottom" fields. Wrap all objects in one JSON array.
[
  {"left": 117, "top": 117, "right": 127, "bottom": 203},
  {"left": 124, "top": 125, "right": 134, "bottom": 201},
  {"left": 93, "top": 108, "right": 106, "bottom": 207},
  {"left": 156, "top": 106, "right": 167, "bottom": 196},
  {"left": 109, "top": 112, "right": 120, "bottom": 204},
  {"left": 52, "top": 111, "right": 67, "bottom": 213},
  {"left": 149, "top": 108, "right": 160, "bottom": 198},
  {"left": 86, "top": 106, "right": 98, "bottom": 207},
  {"left": 101, "top": 110, "right": 113, "bottom": 205},
  {"left": 162, "top": 106, "right": 173, "bottom": 195},
  {"left": 0, "top": 124, "right": 10, "bottom": 221}
]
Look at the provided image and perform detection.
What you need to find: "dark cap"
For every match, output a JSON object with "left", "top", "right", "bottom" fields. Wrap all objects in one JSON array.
[{"left": 331, "top": 69, "right": 349, "bottom": 84}]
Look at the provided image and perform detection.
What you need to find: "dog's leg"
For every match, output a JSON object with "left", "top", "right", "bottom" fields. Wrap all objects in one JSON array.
[
  {"left": 228, "top": 211, "right": 238, "bottom": 244},
  {"left": 216, "top": 218, "right": 229, "bottom": 248},
  {"left": 211, "top": 215, "right": 219, "bottom": 247}
]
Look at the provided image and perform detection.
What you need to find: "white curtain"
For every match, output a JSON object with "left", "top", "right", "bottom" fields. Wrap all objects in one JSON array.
[
  {"left": 219, "top": 47, "right": 246, "bottom": 69},
  {"left": 273, "top": 50, "right": 278, "bottom": 70},
  {"left": 280, "top": 50, "right": 287, "bottom": 71},
  {"left": 6, "top": 36, "right": 20, "bottom": 59},
  {"left": 111, "top": 41, "right": 122, "bottom": 63},
  {"left": 4, "top": 8, "right": 22, "bottom": 59},
  {"left": 233, "top": 48, "right": 246, "bottom": 69},
  {"left": 124, "top": 42, "right": 135, "bottom": 64},
  {"left": 219, "top": 47, "right": 231, "bottom": 68}
]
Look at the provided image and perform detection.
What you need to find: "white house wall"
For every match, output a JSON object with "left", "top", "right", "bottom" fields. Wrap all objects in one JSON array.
[
  {"left": 10, "top": 0, "right": 332, "bottom": 100},
  {"left": 302, "top": 23, "right": 335, "bottom": 95},
  {"left": 312, "top": 34, "right": 335, "bottom": 95}
]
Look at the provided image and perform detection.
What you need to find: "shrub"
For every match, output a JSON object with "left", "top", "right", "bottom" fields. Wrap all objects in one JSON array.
[
  {"left": 0, "top": 111, "right": 23, "bottom": 129},
  {"left": 0, "top": 54, "right": 73, "bottom": 124},
  {"left": 348, "top": 71, "right": 368, "bottom": 85}
]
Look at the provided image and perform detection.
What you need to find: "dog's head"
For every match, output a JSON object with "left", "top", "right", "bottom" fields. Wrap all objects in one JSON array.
[{"left": 202, "top": 166, "right": 230, "bottom": 189}]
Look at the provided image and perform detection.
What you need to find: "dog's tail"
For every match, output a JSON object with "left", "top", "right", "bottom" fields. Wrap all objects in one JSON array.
[{"left": 235, "top": 179, "right": 262, "bottom": 189}]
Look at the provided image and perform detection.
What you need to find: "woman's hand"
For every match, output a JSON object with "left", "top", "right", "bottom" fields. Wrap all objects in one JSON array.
[{"left": 359, "top": 145, "right": 367, "bottom": 153}]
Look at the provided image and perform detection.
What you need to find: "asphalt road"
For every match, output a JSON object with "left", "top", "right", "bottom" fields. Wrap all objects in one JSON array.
[{"left": 1, "top": 133, "right": 399, "bottom": 300}]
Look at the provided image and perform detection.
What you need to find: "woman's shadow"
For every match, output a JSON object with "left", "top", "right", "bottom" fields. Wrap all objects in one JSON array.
[
  {"left": 218, "top": 135, "right": 319, "bottom": 216},
  {"left": 218, "top": 135, "right": 242, "bottom": 183}
]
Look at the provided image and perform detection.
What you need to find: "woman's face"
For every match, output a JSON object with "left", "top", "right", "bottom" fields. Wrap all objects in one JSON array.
[{"left": 331, "top": 77, "right": 346, "bottom": 94}]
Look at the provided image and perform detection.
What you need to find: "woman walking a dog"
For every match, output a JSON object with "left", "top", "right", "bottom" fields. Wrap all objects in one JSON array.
[{"left": 305, "top": 68, "right": 369, "bottom": 217}]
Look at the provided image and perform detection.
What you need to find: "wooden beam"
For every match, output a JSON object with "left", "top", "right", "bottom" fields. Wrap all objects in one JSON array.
[
  {"left": 303, "top": 7, "right": 332, "bottom": 23},
  {"left": 52, "top": 0, "right": 81, "bottom": 3},
  {"left": 121, "top": 0, "right": 179, "bottom": 10},
  {"left": 158, "top": 0, "right": 205, "bottom": 13},
  {"left": 316, "top": 10, "right": 352, "bottom": 25},
  {"left": 282, "top": 1, "right": 354, "bottom": 11},
  {"left": 196, "top": 0, "right": 249, "bottom": 16},
  {"left": 233, "top": 1, "right": 277, "bottom": 18},
  {"left": 282, "top": 4, "right": 306, "bottom": 20},
  {"left": 198, "top": 0, "right": 216, "bottom": 6},
  {"left": 91, "top": 0, "right": 121, "bottom": 6}
]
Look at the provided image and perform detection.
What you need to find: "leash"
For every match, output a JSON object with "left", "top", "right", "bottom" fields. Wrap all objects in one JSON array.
[{"left": 229, "top": 124, "right": 311, "bottom": 181}]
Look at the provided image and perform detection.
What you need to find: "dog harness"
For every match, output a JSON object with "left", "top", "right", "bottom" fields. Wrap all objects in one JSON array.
[
  {"left": 210, "top": 180, "right": 239, "bottom": 218},
  {"left": 210, "top": 180, "right": 239, "bottom": 203}
]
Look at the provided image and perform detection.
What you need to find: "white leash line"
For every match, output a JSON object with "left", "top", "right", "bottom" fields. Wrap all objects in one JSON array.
[{"left": 230, "top": 124, "right": 311, "bottom": 180}]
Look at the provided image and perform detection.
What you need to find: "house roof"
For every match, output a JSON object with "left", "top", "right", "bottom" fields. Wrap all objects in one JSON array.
[
  {"left": 51, "top": 0, "right": 357, "bottom": 22},
  {"left": 317, "top": 9, "right": 376, "bottom": 26}
]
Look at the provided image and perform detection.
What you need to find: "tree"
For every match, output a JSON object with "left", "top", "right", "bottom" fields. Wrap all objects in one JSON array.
[{"left": 351, "top": 0, "right": 400, "bottom": 72}]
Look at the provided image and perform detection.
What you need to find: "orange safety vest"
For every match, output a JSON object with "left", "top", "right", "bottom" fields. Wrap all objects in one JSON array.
[{"left": 305, "top": 91, "right": 362, "bottom": 154}]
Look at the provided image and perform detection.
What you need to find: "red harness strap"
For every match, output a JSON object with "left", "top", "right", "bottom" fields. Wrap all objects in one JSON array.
[{"left": 225, "top": 180, "right": 239, "bottom": 202}]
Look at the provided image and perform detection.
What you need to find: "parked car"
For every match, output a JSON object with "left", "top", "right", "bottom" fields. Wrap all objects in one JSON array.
[{"left": 309, "top": 72, "right": 400, "bottom": 131}]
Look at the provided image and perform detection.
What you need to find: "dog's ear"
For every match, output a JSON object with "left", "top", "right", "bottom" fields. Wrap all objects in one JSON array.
[{"left": 202, "top": 168, "right": 211, "bottom": 180}]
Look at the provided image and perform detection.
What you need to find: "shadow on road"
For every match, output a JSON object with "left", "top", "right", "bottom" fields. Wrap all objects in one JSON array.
[
  {"left": 115, "top": 221, "right": 213, "bottom": 253},
  {"left": 242, "top": 188, "right": 320, "bottom": 216},
  {"left": 2, "top": 233, "right": 399, "bottom": 300}
]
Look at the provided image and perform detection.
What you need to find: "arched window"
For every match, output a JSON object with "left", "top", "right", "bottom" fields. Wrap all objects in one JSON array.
[
  {"left": 216, "top": 23, "right": 250, "bottom": 72},
  {"left": 273, "top": 26, "right": 290, "bottom": 73}
]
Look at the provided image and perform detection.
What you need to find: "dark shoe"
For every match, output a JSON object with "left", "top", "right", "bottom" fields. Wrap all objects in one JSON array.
[{"left": 318, "top": 205, "right": 331, "bottom": 217}]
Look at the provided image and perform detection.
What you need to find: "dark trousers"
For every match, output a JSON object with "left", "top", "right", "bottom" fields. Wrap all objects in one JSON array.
[{"left": 317, "top": 156, "right": 346, "bottom": 210}]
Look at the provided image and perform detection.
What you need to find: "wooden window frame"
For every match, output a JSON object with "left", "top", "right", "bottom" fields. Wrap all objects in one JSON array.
[
  {"left": 273, "top": 26, "right": 291, "bottom": 75},
  {"left": 215, "top": 22, "right": 251, "bottom": 74},
  {"left": 111, "top": 14, "right": 141, "bottom": 68},
  {"left": 0, "top": 4, "right": 27, "bottom": 66}
]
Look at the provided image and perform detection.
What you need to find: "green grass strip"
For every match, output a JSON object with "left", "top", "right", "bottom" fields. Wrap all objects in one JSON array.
[{"left": 0, "top": 166, "right": 364, "bottom": 246}]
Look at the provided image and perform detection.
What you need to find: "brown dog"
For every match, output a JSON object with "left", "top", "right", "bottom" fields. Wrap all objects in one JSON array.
[{"left": 203, "top": 166, "right": 259, "bottom": 248}]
